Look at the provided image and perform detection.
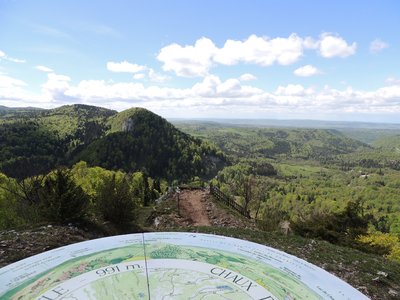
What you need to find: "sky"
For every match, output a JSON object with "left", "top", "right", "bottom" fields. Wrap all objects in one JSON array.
[{"left": 0, "top": 0, "right": 400, "bottom": 122}]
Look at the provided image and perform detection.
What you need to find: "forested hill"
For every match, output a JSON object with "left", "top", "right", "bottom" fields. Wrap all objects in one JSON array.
[
  {"left": 373, "top": 135, "right": 400, "bottom": 151},
  {"left": 174, "top": 122, "right": 369, "bottom": 161},
  {"left": 74, "top": 107, "right": 225, "bottom": 180},
  {"left": 0, "top": 105, "right": 44, "bottom": 116},
  {"left": 0, "top": 104, "right": 225, "bottom": 180}
]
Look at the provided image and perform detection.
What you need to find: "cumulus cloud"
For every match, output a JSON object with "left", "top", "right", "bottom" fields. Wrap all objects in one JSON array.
[
  {"left": 0, "top": 50, "right": 5, "bottom": 58},
  {"left": 293, "top": 65, "right": 321, "bottom": 77},
  {"left": 3, "top": 71, "right": 400, "bottom": 119},
  {"left": 0, "top": 74, "right": 43, "bottom": 106},
  {"left": 275, "top": 84, "right": 314, "bottom": 96},
  {"left": 317, "top": 33, "right": 356, "bottom": 58},
  {"left": 214, "top": 34, "right": 306, "bottom": 66},
  {"left": 370, "top": 39, "right": 389, "bottom": 54},
  {"left": 107, "top": 61, "right": 146, "bottom": 73},
  {"left": 66, "top": 80, "right": 144, "bottom": 101},
  {"left": 41, "top": 73, "right": 72, "bottom": 101},
  {"left": 192, "top": 75, "right": 263, "bottom": 98},
  {"left": 158, "top": 33, "right": 356, "bottom": 77},
  {"left": 157, "top": 35, "right": 307, "bottom": 77},
  {"left": 157, "top": 37, "right": 217, "bottom": 77},
  {"left": 35, "top": 65, "right": 54, "bottom": 73},
  {"left": 239, "top": 73, "right": 257, "bottom": 81}
]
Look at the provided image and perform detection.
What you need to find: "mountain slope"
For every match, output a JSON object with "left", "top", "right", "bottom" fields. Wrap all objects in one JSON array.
[
  {"left": 38, "top": 104, "right": 117, "bottom": 139},
  {"left": 373, "top": 134, "right": 400, "bottom": 152},
  {"left": 0, "top": 105, "right": 225, "bottom": 180},
  {"left": 74, "top": 108, "right": 225, "bottom": 180},
  {"left": 0, "top": 120, "right": 64, "bottom": 179},
  {"left": 0, "top": 106, "right": 44, "bottom": 117},
  {"left": 0, "top": 105, "right": 117, "bottom": 179},
  {"left": 175, "top": 122, "right": 369, "bottom": 161}
]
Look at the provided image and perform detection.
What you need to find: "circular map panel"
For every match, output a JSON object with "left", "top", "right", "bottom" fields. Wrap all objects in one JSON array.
[{"left": 0, "top": 232, "right": 368, "bottom": 299}]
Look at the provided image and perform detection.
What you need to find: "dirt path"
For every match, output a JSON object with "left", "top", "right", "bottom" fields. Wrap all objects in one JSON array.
[
  {"left": 178, "top": 189, "right": 211, "bottom": 226},
  {"left": 152, "top": 189, "right": 256, "bottom": 230}
]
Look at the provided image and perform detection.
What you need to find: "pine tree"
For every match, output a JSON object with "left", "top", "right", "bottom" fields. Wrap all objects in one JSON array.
[{"left": 39, "top": 169, "right": 89, "bottom": 223}]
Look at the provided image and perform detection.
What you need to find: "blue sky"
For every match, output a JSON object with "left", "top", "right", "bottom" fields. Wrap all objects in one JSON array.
[{"left": 0, "top": 0, "right": 399, "bottom": 122}]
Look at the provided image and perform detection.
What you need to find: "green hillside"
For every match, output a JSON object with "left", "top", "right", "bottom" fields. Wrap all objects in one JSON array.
[
  {"left": 75, "top": 108, "right": 225, "bottom": 180},
  {"left": 0, "top": 105, "right": 225, "bottom": 181},
  {"left": 175, "top": 122, "right": 369, "bottom": 161},
  {"left": 373, "top": 135, "right": 400, "bottom": 151},
  {"left": 0, "top": 106, "right": 44, "bottom": 117},
  {"left": 39, "top": 104, "right": 116, "bottom": 138},
  {"left": 0, "top": 105, "right": 116, "bottom": 179},
  {"left": 0, "top": 121, "right": 64, "bottom": 179}
]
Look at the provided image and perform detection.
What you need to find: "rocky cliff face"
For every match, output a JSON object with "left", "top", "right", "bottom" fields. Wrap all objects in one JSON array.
[{"left": 122, "top": 118, "right": 135, "bottom": 132}]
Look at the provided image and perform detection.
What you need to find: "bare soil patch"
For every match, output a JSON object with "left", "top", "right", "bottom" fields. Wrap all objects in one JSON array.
[{"left": 177, "top": 189, "right": 211, "bottom": 226}]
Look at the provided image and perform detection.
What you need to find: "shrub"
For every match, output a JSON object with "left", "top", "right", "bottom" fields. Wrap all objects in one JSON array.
[
  {"left": 292, "top": 199, "right": 369, "bottom": 245},
  {"left": 358, "top": 232, "right": 400, "bottom": 262},
  {"left": 95, "top": 175, "right": 135, "bottom": 226}
]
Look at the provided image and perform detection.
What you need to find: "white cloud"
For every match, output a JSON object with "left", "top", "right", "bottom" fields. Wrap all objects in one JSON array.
[
  {"left": 6, "top": 57, "right": 26, "bottom": 63},
  {"left": 133, "top": 73, "right": 145, "bottom": 80},
  {"left": 64, "top": 80, "right": 192, "bottom": 103},
  {"left": 239, "top": 73, "right": 257, "bottom": 81},
  {"left": 158, "top": 33, "right": 356, "bottom": 77},
  {"left": 192, "top": 75, "right": 263, "bottom": 98},
  {"left": 192, "top": 75, "right": 221, "bottom": 97},
  {"left": 41, "top": 73, "right": 72, "bottom": 101},
  {"left": 294, "top": 65, "right": 321, "bottom": 77},
  {"left": 107, "top": 61, "right": 146, "bottom": 73},
  {"left": 0, "top": 50, "right": 26, "bottom": 63},
  {"left": 148, "top": 69, "right": 170, "bottom": 83},
  {"left": 214, "top": 34, "right": 305, "bottom": 66},
  {"left": 157, "top": 35, "right": 307, "bottom": 77},
  {"left": 275, "top": 84, "right": 314, "bottom": 96},
  {"left": 0, "top": 74, "right": 27, "bottom": 87},
  {"left": 0, "top": 74, "right": 42, "bottom": 105},
  {"left": 132, "top": 70, "right": 169, "bottom": 82},
  {"left": 386, "top": 77, "right": 400, "bottom": 85},
  {"left": 374, "top": 85, "right": 400, "bottom": 99},
  {"left": 157, "top": 37, "right": 217, "bottom": 77},
  {"left": 3, "top": 70, "right": 400, "bottom": 120},
  {"left": 318, "top": 33, "right": 356, "bottom": 58},
  {"left": 370, "top": 39, "right": 389, "bottom": 54},
  {"left": 35, "top": 65, "right": 54, "bottom": 73},
  {"left": 66, "top": 80, "right": 144, "bottom": 101}
]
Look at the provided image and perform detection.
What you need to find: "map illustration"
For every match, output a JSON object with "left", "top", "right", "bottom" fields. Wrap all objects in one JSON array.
[{"left": 0, "top": 232, "right": 368, "bottom": 299}]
